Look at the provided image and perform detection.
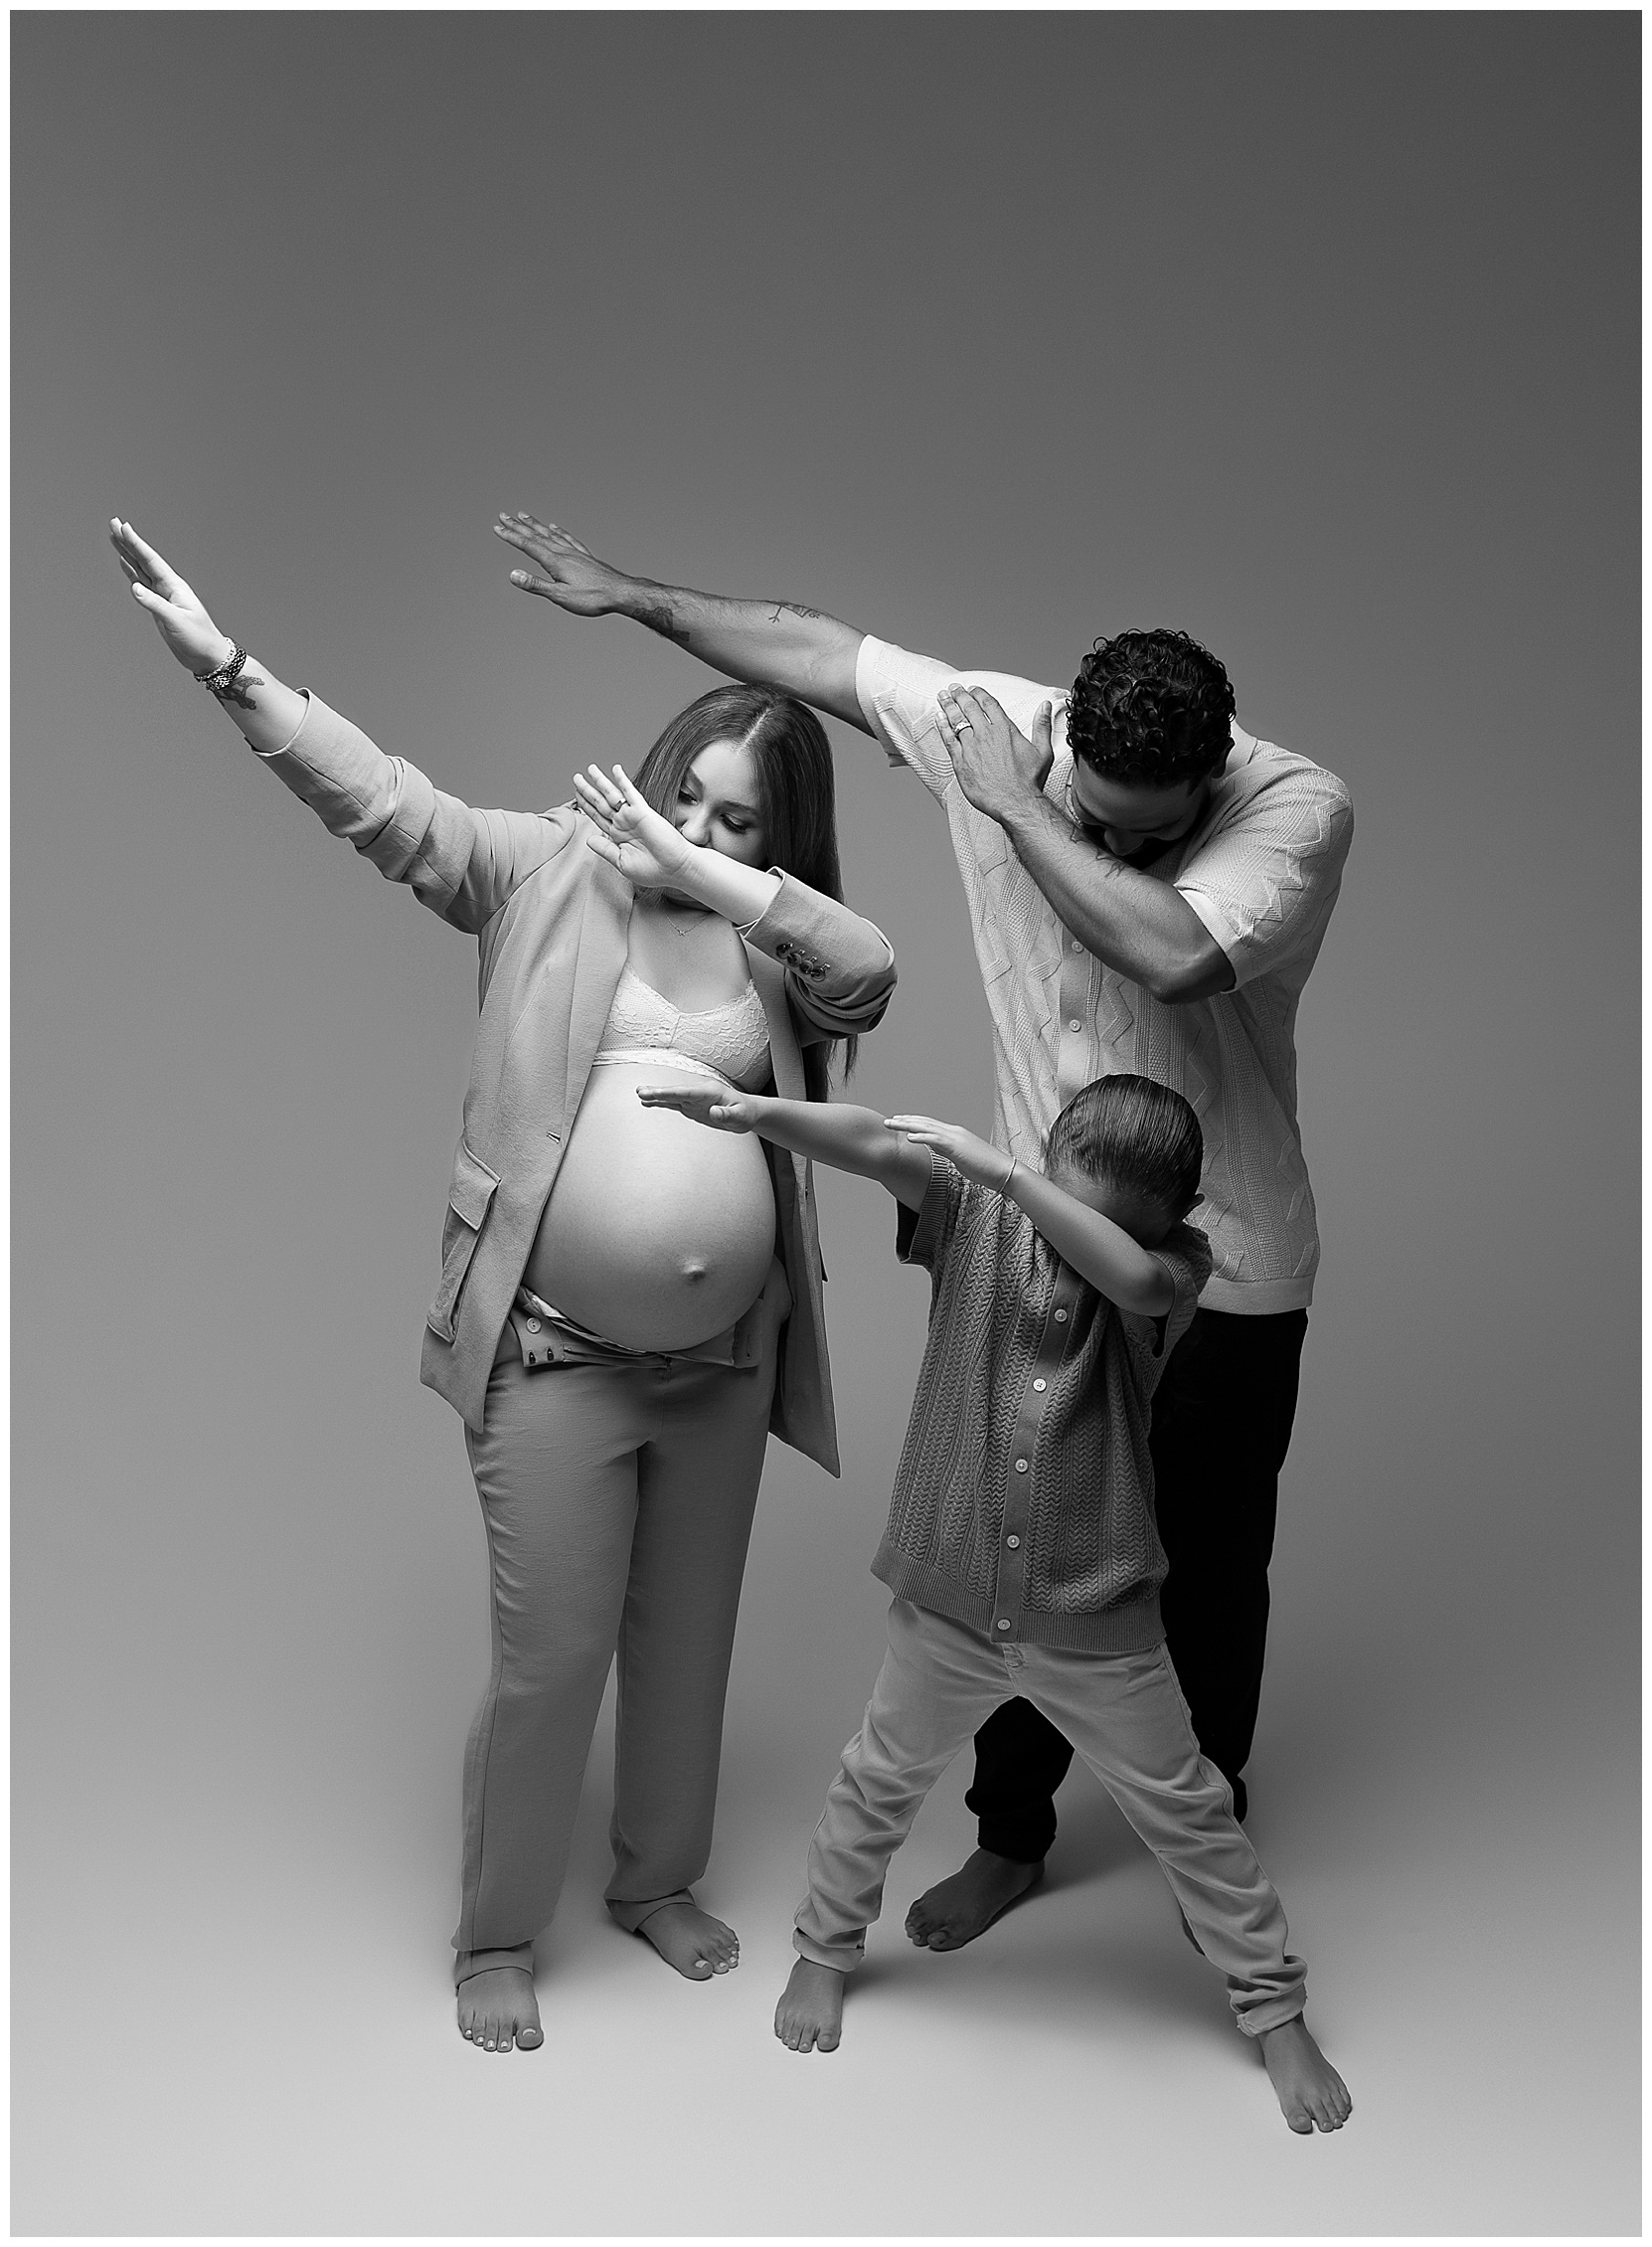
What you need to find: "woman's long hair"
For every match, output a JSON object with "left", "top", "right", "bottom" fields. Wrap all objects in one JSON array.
[{"left": 633, "top": 684, "right": 859, "bottom": 1084}]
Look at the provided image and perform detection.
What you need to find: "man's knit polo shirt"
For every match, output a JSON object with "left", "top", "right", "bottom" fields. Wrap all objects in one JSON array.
[
  {"left": 873, "top": 1155, "right": 1212, "bottom": 1654},
  {"left": 856, "top": 635, "right": 1354, "bottom": 1315}
]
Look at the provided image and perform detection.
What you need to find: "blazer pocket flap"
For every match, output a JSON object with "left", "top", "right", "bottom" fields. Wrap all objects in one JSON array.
[{"left": 448, "top": 1141, "right": 501, "bottom": 1230}]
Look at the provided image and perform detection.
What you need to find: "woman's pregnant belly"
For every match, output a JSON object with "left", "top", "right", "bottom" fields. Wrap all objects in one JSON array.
[{"left": 524, "top": 1060, "right": 777, "bottom": 1351}]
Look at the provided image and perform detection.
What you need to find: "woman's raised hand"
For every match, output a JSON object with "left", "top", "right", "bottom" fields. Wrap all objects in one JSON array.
[
  {"left": 109, "top": 520, "right": 234, "bottom": 675},
  {"left": 636, "top": 1084, "right": 759, "bottom": 1134},
  {"left": 886, "top": 1115, "right": 1017, "bottom": 1192},
  {"left": 573, "top": 763, "right": 696, "bottom": 890},
  {"left": 495, "top": 512, "right": 629, "bottom": 615}
]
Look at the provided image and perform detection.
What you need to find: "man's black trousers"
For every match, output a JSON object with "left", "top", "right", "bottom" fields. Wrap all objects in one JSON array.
[{"left": 966, "top": 1306, "right": 1309, "bottom": 1851}]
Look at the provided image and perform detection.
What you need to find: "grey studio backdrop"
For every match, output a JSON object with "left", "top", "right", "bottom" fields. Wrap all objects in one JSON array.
[{"left": 12, "top": 13, "right": 1638, "bottom": 2238}]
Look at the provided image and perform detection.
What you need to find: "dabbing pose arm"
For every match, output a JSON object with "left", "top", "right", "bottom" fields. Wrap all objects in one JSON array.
[
  {"left": 635, "top": 1088, "right": 1174, "bottom": 1317},
  {"left": 112, "top": 517, "right": 310, "bottom": 752},
  {"left": 493, "top": 511, "right": 870, "bottom": 733},
  {"left": 110, "top": 517, "right": 574, "bottom": 933},
  {"left": 490, "top": 511, "right": 1233, "bottom": 1001}
]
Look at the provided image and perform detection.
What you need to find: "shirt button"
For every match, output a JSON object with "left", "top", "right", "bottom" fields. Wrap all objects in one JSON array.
[
  {"left": 1015, "top": 1458, "right": 1028, "bottom": 1472},
  {"left": 1071, "top": 938, "right": 1083, "bottom": 953},
  {"left": 997, "top": 1620, "right": 1012, "bottom": 1632},
  {"left": 1068, "top": 1018, "right": 1081, "bottom": 1032},
  {"left": 1006, "top": 1534, "right": 1021, "bottom": 1549},
  {"left": 525, "top": 1317, "right": 542, "bottom": 1334},
  {"left": 1032, "top": 1378, "right": 1047, "bottom": 1392},
  {"left": 1054, "top": 1307, "right": 1069, "bottom": 1322}
]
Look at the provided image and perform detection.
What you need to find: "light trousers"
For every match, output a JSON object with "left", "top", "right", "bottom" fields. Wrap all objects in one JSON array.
[
  {"left": 452, "top": 1333, "right": 776, "bottom": 1973},
  {"left": 794, "top": 1599, "right": 1307, "bottom": 2036}
]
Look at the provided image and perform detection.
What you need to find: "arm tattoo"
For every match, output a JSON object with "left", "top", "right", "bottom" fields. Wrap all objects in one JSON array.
[
  {"left": 634, "top": 597, "right": 692, "bottom": 648},
  {"left": 768, "top": 602, "right": 826, "bottom": 623},
  {"left": 212, "top": 669, "right": 263, "bottom": 711}
]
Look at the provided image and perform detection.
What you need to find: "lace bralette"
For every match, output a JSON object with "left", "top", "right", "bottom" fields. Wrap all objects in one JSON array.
[{"left": 595, "top": 962, "right": 771, "bottom": 1091}]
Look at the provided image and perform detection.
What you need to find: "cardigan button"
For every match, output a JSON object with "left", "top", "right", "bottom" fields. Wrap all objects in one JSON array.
[
  {"left": 1006, "top": 1534, "right": 1021, "bottom": 1549},
  {"left": 1032, "top": 1378, "right": 1047, "bottom": 1393},
  {"left": 1014, "top": 1458, "right": 1028, "bottom": 1472},
  {"left": 1054, "top": 1307, "right": 1068, "bottom": 1322},
  {"left": 996, "top": 1620, "right": 1011, "bottom": 1633}
]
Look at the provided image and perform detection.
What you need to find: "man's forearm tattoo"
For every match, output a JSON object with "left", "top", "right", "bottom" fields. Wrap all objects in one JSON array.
[
  {"left": 768, "top": 602, "right": 826, "bottom": 624},
  {"left": 212, "top": 669, "right": 263, "bottom": 711},
  {"left": 634, "top": 598, "right": 692, "bottom": 647}
]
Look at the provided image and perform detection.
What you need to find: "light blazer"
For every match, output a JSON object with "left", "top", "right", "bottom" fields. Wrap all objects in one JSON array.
[{"left": 256, "top": 693, "right": 897, "bottom": 1472}]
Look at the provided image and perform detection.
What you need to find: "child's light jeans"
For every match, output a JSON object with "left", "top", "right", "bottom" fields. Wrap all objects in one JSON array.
[{"left": 793, "top": 1598, "right": 1308, "bottom": 2036}]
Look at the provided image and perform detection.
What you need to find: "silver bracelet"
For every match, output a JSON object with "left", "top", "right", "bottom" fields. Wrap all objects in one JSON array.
[
  {"left": 195, "top": 643, "right": 248, "bottom": 694},
  {"left": 998, "top": 1155, "right": 1020, "bottom": 1195}
]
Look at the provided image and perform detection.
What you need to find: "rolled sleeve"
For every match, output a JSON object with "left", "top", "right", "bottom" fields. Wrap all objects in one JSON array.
[
  {"left": 856, "top": 635, "right": 1067, "bottom": 802},
  {"left": 1175, "top": 767, "right": 1355, "bottom": 990},
  {"left": 894, "top": 1152, "right": 967, "bottom": 1275}
]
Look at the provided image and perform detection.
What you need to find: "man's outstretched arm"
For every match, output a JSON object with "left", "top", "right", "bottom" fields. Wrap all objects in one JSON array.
[{"left": 493, "top": 511, "right": 871, "bottom": 734}]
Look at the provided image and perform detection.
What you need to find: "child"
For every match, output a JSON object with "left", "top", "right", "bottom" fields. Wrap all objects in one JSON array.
[{"left": 639, "top": 1070, "right": 1351, "bottom": 2135}]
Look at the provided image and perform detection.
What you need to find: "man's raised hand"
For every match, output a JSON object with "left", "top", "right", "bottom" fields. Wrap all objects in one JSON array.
[
  {"left": 934, "top": 684, "right": 1055, "bottom": 824},
  {"left": 494, "top": 511, "right": 630, "bottom": 615}
]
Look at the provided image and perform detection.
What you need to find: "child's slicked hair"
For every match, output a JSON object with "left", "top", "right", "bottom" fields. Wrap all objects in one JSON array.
[{"left": 1045, "top": 1074, "right": 1203, "bottom": 1217}]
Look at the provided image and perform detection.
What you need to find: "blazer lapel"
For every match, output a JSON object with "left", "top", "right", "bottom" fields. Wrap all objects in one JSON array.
[{"left": 563, "top": 843, "right": 634, "bottom": 1120}]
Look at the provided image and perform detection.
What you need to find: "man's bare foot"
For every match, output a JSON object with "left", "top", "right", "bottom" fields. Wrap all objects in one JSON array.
[
  {"left": 774, "top": 1957, "right": 845, "bottom": 2052},
  {"left": 635, "top": 1900, "right": 740, "bottom": 1979},
  {"left": 455, "top": 1966, "right": 543, "bottom": 2052},
  {"left": 905, "top": 1848, "right": 1044, "bottom": 1951},
  {"left": 1257, "top": 2015, "right": 1352, "bottom": 2133}
]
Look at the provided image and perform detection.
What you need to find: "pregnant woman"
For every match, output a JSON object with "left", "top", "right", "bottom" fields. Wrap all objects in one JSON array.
[{"left": 111, "top": 519, "right": 896, "bottom": 2055}]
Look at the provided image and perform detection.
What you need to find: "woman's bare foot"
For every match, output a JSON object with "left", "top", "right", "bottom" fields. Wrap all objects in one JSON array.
[
  {"left": 455, "top": 1966, "right": 543, "bottom": 2052},
  {"left": 905, "top": 1849, "right": 1044, "bottom": 1950},
  {"left": 774, "top": 1957, "right": 845, "bottom": 2052},
  {"left": 635, "top": 1900, "right": 740, "bottom": 1979},
  {"left": 1257, "top": 2015, "right": 1352, "bottom": 2133}
]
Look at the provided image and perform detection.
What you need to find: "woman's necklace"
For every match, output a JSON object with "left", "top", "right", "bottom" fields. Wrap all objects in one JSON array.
[{"left": 649, "top": 892, "right": 712, "bottom": 940}]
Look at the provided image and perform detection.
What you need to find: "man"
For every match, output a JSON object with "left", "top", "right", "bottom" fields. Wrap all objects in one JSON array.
[{"left": 493, "top": 509, "right": 1354, "bottom": 1951}]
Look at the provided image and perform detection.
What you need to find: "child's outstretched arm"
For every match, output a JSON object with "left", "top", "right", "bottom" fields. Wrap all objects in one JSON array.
[
  {"left": 636, "top": 1086, "right": 933, "bottom": 1209},
  {"left": 888, "top": 1116, "right": 1175, "bottom": 1317}
]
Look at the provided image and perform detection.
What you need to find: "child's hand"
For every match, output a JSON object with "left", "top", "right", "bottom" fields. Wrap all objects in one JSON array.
[
  {"left": 636, "top": 1083, "right": 760, "bottom": 1133},
  {"left": 886, "top": 1115, "right": 1015, "bottom": 1191}
]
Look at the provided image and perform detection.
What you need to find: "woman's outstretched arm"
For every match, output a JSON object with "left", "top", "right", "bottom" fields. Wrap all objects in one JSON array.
[
  {"left": 110, "top": 518, "right": 576, "bottom": 932},
  {"left": 112, "top": 519, "right": 311, "bottom": 753}
]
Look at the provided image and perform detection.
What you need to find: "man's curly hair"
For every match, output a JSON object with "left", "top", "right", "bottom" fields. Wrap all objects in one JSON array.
[{"left": 1066, "top": 628, "right": 1236, "bottom": 787}]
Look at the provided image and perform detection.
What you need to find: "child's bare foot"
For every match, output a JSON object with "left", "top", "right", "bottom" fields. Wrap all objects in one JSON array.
[
  {"left": 905, "top": 1848, "right": 1044, "bottom": 1950},
  {"left": 1257, "top": 2015, "right": 1352, "bottom": 2133},
  {"left": 455, "top": 1966, "right": 543, "bottom": 2052},
  {"left": 635, "top": 1900, "right": 740, "bottom": 1979},
  {"left": 774, "top": 1957, "right": 845, "bottom": 2052}
]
